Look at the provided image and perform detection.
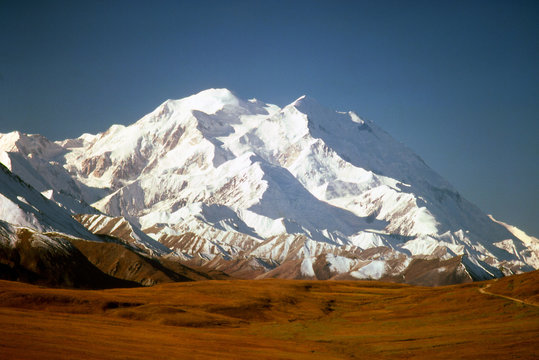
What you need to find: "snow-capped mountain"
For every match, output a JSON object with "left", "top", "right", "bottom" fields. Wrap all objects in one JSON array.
[{"left": 1, "top": 88, "right": 537, "bottom": 284}]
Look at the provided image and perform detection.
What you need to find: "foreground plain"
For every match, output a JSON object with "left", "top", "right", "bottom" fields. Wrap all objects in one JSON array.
[{"left": 0, "top": 271, "right": 538, "bottom": 359}]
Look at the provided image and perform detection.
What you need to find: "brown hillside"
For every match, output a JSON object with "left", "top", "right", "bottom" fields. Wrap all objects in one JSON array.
[
  {"left": 482, "top": 270, "right": 539, "bottom": 305},
  {"left": 0, "top": 228, "right": 137, "bottom": 289},
  {"left": 69, "top": 238, "right": 201, "bottom": 285}
]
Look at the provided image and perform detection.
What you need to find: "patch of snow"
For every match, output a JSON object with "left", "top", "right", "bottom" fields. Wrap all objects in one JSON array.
[
  {"left": 351, "top": 260, "right": 386, "bottom": 280},
  {"left": 300, "top": 257, "right": 316, "bottom": 277},
  {"left": 326, "top": 254, "right": 356, "bottom": 273}
]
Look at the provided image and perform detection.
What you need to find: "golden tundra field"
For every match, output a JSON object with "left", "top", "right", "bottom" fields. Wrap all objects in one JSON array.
[{"left": 0, "top": 271, "right": 537, "bottom": 360}]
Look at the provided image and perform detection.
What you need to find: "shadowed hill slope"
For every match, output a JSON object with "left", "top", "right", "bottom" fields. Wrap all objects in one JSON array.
[
  {"left": 0, "top": 226, "right": 138, "bottom": 289},
  {"left": 68, "top": 238, "right": 218, "bottom": 285},
  {"left": 0, "top": 223, "right": 227, "bottom": 289}
]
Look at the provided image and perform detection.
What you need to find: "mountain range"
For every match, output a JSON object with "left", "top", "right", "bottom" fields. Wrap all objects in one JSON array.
[{"left": 1, "top": 88, "right": 537, "bottom": 286}]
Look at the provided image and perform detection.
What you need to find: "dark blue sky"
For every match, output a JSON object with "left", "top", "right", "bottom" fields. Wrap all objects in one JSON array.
[{"left": 1, "top": 0, "right": 538, "bottom": 235}]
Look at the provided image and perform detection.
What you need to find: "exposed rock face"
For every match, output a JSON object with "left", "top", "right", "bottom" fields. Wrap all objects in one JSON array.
[{"left": 81, "top": 152, "right": 112, "bottom": 177}]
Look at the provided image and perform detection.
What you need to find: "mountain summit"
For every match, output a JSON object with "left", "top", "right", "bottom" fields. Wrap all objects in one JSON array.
[{"left": 1, "top": 88, "right": 537, "bottom": 285}]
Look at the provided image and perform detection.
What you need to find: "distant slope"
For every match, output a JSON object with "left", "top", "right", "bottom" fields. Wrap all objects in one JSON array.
[{"left": 488, "top": 214, "right": 539, "bottom": 251}]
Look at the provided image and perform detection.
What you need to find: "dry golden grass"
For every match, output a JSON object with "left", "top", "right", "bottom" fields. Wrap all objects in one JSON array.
[
  {"left": 484, "top": 269, "right": 539, "bottom": 306},
  {"left": 0, "top": 272, "right": 538, "bottom": 359}
]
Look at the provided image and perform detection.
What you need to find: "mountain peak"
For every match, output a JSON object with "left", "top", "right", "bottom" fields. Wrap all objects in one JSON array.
[
  {"left": 291, "top": 94, "right": 320, "bottom": 107},
  {"left": 174, "top": 88, "right": 241, "bottom": 115},
  {"left": 0, "top": 131, "right": 22, "bottom": 152},
  {"left": 289, "top": 94, "right": 335, "bottom": 122},
  {"left": 196, "top": 88, "right": 236, "bottom": 98},
  {"left": 0, "top": 131, "right": 65, "bottom": 159}
]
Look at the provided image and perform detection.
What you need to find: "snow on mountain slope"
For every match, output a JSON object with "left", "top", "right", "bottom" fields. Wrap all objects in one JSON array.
[
  {"left": 488, "top": 215, "right": 539, "bottom": 269},
  {"left": 41, "top": 189, "right": 100, "bottom": 215},
  {"left": 0, "top": 159, "right": 170, "bottom": 258},
  {"left": 0, "top": 131, "right": 108, "bottom": 206},
  {"left": 0, "top": 88, "right": 536, "bottom": 283},
  {"left": 0, "top": 163, "right": 98, "bottom": 240}
]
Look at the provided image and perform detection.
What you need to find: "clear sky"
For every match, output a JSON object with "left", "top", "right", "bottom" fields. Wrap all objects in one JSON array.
[{"left": 1, "top": 0, "right": 538, "bottom": 235}]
